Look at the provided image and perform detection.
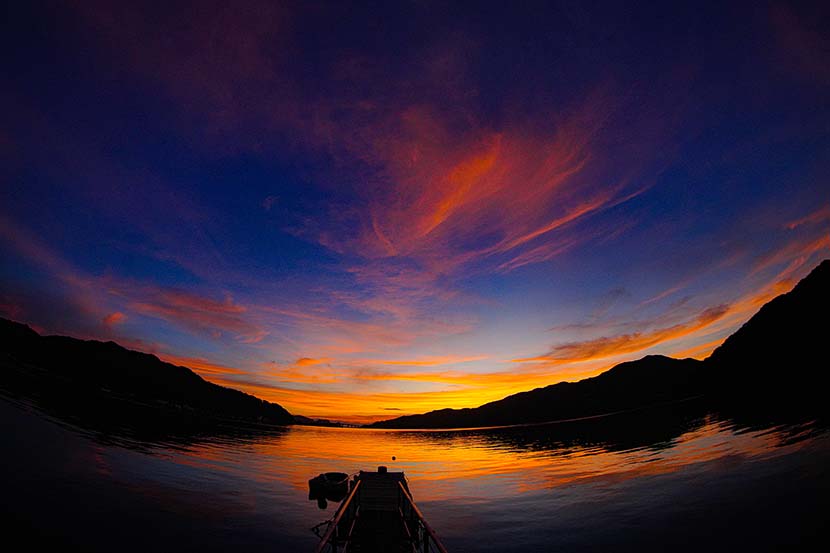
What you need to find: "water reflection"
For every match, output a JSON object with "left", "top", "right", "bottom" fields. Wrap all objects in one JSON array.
[
  {"left": 1, "top": 392, "right": 827, "bottom": 552},
  {"left": 249, "top": 400, "right": 826, "bottom": 504},
  {"left": 0, "top": 388, "right": 289, "bottom": 453}
]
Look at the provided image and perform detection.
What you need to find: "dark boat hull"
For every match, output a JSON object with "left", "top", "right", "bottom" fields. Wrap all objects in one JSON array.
[{"left": 308, "top": 471, "right": 349, "bottom": 503}]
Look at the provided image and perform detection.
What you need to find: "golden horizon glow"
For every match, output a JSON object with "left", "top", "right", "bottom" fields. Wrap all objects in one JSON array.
[
  {"left": 2, "top": 206, "right": 826, "bottom": 423},
  {"left": 1, "top": 1, "right": 828, "bottom": 428},
  {"left": 175, "top": 250, "right": 823, "bottom": 424}
]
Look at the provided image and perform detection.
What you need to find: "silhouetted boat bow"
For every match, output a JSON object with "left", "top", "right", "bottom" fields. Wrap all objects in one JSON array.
[{"left": 311, "top": 466, "right": 448, "bottom": 552}]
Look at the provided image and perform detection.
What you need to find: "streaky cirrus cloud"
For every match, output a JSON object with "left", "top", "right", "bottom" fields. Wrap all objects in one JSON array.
[
  {"left": 102, "top": 311, "right": 126, "bottom": 327},
  {"left": 158, "top": 354, "right": 250, "bottom": 378},
  {"left": 304, "top": 87, "right": 682, "bottom": 276},
  {"left": 517, "top": 304, "right": 731, "bottom": 364},
  {"left": 785, "top": 206, "right": 830, "bottom": 231},
  {"left": 124, "top": 287, "right": 268, "bottom": 343},
  {"left": 2, "top": 1, "right": 828, "bottom": 423}
]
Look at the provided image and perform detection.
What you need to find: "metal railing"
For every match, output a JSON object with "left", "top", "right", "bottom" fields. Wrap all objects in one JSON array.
[
  {"left": 314, "top": 479, "right": 361, "bottom": 553},
  {"left": 397, "top": 482, "right": 449, "bottom": 553}
]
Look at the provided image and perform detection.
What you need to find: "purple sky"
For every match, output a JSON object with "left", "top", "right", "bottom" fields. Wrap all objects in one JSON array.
[{"left": 1, "top": 1, "right": 828, "bottom": 422}]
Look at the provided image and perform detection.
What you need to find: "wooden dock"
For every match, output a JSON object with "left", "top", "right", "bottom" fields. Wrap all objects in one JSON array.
[{"left": 314, "top": 467, "right": 448, "bottom": 553}]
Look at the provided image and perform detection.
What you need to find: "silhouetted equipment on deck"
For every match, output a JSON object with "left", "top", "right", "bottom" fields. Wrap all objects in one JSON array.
[
  {"left": 309, "top": 472, "right": 350, "bottom": 509},
  {"left": 311, "top": 467, "right": 448, "bottom": 552}
]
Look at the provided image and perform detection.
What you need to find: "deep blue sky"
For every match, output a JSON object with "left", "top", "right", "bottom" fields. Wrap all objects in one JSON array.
[{"left": 1, "top": 1, "right": 828, "bottom": 421}]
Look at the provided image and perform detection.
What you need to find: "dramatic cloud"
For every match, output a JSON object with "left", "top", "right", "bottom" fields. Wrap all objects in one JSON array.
[
  {"left": 294, "top": 357, "right": 329, "bottom": 367},
  {"left": 522, "top": 304, "right": 731, "bottom": 364},
  {"left": 118, "top": 287, "right": 267, "bottom": 343},
  {"left": 159, "top": 354, "right": 250, "bottom": 378},
  {"left": 785, "top": 206, "right": 830, "bottom": 230},
  {"left": 2, "top": 2, "right": 828, "bottom": 422},
  {"left": 102, "top": 311, "right": 126, "bottom": 327}
]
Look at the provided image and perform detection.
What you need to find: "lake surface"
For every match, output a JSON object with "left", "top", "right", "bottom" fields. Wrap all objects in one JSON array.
[{"left": 2, "top": 395, "right": 827, "bottom": 552}]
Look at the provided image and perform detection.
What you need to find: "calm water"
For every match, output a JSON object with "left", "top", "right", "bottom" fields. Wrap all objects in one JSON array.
[{"left": 2, "top": 396, "right": 827, "bottom": 552}]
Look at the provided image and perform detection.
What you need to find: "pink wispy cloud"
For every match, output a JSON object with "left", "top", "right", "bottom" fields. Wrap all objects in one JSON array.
[
  {"left": 516, "top": 304, "right": 731, "bottom": 364},
  {"left": 102, "top": 311, "right": 126, "bottom": 327},
  {"left": 114, "top": 285, "right": 269, "bottom": 344},
  {"left": 68, "top": 3, "right": 695, "bottom": 358}
]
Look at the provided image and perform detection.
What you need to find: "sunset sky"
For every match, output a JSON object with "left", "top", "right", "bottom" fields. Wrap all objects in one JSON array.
[{"left": 1, "top": 2, "right": 828, "bottom": 423}]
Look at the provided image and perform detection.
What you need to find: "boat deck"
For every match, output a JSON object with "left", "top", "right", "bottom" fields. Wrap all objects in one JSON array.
[
  {"left": 348, "top": 510, "right": 408, "bottom": 552},
  {"left": 348, "top": 471, "right": 409, "bottom": 552},
  {"left": 313, "top": 467, "right": 447, "bottom": 553}
]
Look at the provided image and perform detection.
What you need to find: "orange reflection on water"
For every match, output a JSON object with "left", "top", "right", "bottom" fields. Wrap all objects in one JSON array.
[{"left": 173, "top": 414, "right": 817, "bottom": 505}]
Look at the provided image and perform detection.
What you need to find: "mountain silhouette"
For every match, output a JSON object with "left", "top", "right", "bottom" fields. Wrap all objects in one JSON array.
[
  {"left": 371, "top": 356, "right": 704, "bottom": 429},
  {"left": 371, "top": 259, "right": 829, "bottom": 429},
  {"left": 706, "top": 259, "right": 829, "bottom": 388},
  {"left": 2, "top": 260, "right": 826, "bottom": 432},
  {"left": 0, "top": 319, "right": 294, "bottom": 426}
]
